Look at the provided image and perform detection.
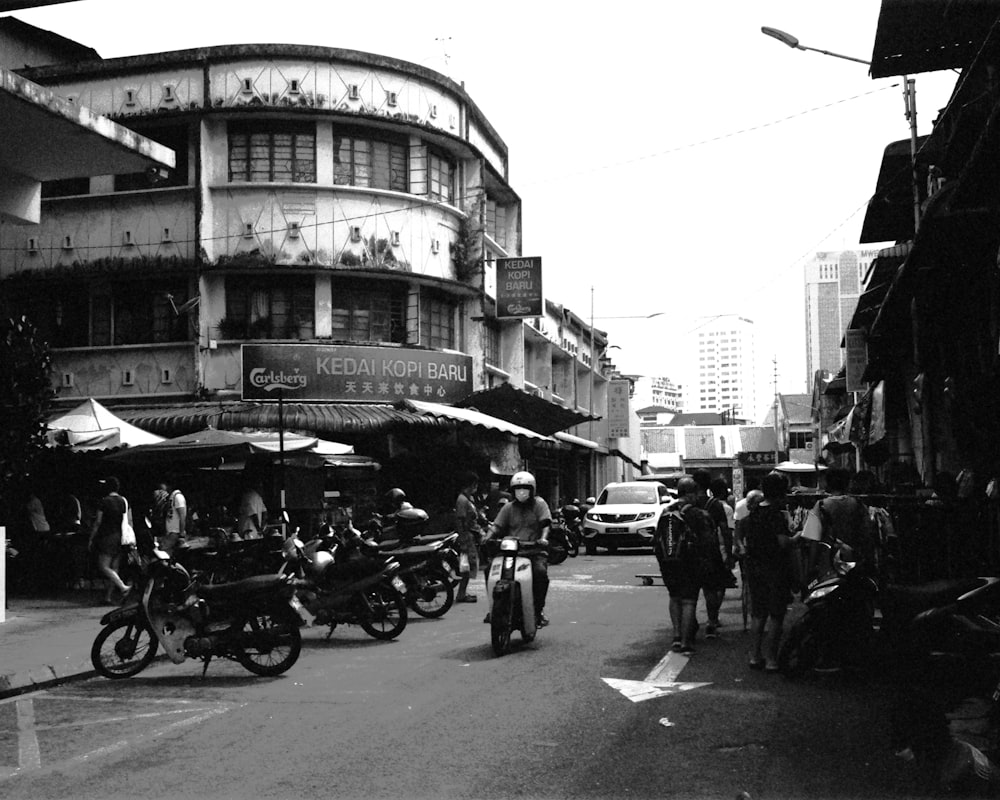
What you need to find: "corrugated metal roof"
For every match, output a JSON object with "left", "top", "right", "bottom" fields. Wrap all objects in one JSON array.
[
  {"left": 739, "top": 427, "right": 779, "bottom": 452},
  {"left": 117, "top": 402, "right": 446, "bottom": 440},
  {"left": 404, "top": 400, "right": 554, "bottom": 440}
]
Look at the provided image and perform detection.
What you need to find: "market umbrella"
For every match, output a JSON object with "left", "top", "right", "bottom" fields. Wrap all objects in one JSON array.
[{"left": 102, "top": 428, "right": 323, "bottom": 468}]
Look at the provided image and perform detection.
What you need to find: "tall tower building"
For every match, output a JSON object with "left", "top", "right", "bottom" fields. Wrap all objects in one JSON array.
[
  {"left": 804, "top": 248, "right": 880, "bottom": 384},
  {"left": 687, "top": 315, "right": 757, "bottom": 420}
]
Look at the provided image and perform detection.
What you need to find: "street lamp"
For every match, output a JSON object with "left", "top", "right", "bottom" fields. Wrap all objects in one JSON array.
[
  {"left": 761, "top": 26, "right": 871, "bottom": 65},
  {"left": 761, "top": 25, "right": 921, "bottom": 233}
]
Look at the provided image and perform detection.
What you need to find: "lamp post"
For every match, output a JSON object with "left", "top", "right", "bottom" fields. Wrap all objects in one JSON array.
[{"left": 761, "top": 26, "right": 921, "bottom": 233}]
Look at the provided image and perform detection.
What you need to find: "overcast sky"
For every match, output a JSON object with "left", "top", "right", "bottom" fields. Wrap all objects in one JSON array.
[{"left": 8, "top": 0, "right": 959, "bottom": 418}]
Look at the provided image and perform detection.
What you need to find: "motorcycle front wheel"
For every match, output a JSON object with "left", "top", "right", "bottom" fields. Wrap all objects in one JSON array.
[
  {"left": 90, "top": 618, "right": 159, "bottom": 679},
  {"left": 777, "top": 615, "right": 819, "bottom": 679},
  {"left": 491, "top": 596, "right": 513, "bottom": 657},
  {"left": 410, "top": 569, "right": 455, "bottom": 618},
  {"left": 548, "top": 543, "right": 569, "bottom": 566},
  {"left": 234, "top": 607, "right": 302, "bottom": 677},
  {"left": 359, "top": 584, "right": 408, "bottom": 640}
]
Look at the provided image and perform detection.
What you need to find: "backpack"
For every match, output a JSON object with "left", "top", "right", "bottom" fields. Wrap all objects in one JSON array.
[{"left": 655, "top": 503, "right": 713, "bottom": 567}]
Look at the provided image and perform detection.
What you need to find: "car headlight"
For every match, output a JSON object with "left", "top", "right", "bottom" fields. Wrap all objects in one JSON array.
[{"left": 634, "top": 512, "right": 655, "bottom": 521}]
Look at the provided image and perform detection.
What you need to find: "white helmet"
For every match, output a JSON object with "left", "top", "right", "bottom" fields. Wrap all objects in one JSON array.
[{"left": 510, "top": 471, "right": 536, "bottom": 497}]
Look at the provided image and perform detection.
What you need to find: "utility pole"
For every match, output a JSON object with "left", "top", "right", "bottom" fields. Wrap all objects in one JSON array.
[
  {"left": 903, "top": 76, "right": 921, "bottom": 234},
  {"left": 772, "top": 357, "right": 781, "bottom": 466}
]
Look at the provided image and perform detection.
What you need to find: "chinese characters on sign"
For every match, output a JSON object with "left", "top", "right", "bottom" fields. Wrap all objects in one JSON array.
[
  {"left": 737, "top": 451, "right": 785, "bottom": 467},
  {"left": 845, "top": 329, "right": 868, "bottom": 393},
  {"left": 242, "top": 344, "right": 473, "bottom": 403},
  {"left": 607, "top": 379, "right": 631, "bottom": 438},
  {"left": 495, "top": 257, "right": 543, "bottom": 318}
]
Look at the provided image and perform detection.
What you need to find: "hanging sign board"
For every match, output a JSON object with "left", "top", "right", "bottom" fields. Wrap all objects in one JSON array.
[
  {"left": 242, "top": 343, "right": 473, "bottom": 403},
  {"left": 845, "top": 329, "right": 868, "bottom": 393},
  {"left": 607, "top": 379, "right": 631, "bottom": 438},
  {"left": 496, "top": 257, "right": 543, "bottom": 318}
]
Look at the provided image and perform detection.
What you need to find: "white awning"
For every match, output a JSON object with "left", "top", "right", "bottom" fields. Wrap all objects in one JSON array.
[
  {"left": 554, "top": 431, "right": 600, "bottom": 450},
  {"left": 405, "top": 400, "right": 554, "bottom": 441}
]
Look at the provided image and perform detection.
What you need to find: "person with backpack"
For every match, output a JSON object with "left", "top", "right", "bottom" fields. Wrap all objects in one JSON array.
[
  {"left": 160, "top": 477, "right": 188, "bottom": 555},
  {"left": 742, "top": 471, "right": 794, "bottom": 672},
  {"left": 654, "top": 476, "right": 717, "bottom": 655},
  {"left": 800, "top": 467, "right": 874, "bottom": 581}
]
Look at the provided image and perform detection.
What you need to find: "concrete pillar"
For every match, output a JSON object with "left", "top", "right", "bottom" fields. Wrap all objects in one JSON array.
[{"left": 1, "top": 526, "right": 6, "bottom": 623}]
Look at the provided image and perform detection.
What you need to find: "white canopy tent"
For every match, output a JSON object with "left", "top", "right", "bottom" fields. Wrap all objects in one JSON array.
[{"left": 46, "top": 398, "right": 165, "bottom": 450}]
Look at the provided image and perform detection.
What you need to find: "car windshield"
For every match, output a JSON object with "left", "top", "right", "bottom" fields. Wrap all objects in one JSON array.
[{"left": 599, "top": 486, "right": 658, "bottom": 505}]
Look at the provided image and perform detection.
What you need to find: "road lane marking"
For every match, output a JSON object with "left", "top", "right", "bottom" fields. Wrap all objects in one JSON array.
[{"left": 16, "top": 699, "right": 40, "bottom": 771}]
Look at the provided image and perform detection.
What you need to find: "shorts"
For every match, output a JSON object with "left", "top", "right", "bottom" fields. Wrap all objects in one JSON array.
[
  {"left": 660, "top": 561, "right": 701, "bottom": 602},
  {"left": 747, "top": 568, "right": 791, "bottom": 619}
]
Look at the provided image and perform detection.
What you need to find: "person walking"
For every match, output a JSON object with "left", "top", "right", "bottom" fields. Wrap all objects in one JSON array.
[
  {"left": 454, "top": 471, "right": 482, "bottom": 603},
  {"left": 149, "top": 481, "right": 170, "bottom": 546},
  {"left": 160, "top": 478, "right": 188, "bottom": 554},
  {"left": 87, "top": 477, "right": 132, "bottom": 604},
  {"left": 800, "top": 467, "right": 874, "bottom": 581},
  {"left": 693, "top": 470, "right": 734, "bottom": 638},
  {"left": 742, "top": 471, "right": 794, "bottom": 672},
  {"left": 654, "top": 476, "right": 717, "bottom": 655}
]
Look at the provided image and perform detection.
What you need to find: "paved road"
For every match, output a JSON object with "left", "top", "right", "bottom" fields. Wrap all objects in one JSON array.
[{"left": 0, "top": 552, "right": 940, "bottom": 799}]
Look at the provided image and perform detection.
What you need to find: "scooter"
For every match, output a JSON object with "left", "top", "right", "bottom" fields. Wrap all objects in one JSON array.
[
  {"left": 280, "top": 531, "right": 409, "bottom": 641},
  {"left": 485, "top": 537, "right": 546, "bottom": 656},
  {"left": 90, "top": 548, "right": 303, "bottom": 679},
  {"left": 777, "top": 540, "right": 879, "bottom": 677}
]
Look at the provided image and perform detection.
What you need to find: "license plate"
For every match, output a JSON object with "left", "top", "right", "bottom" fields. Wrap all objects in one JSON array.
[
  {"left": 607, "top": 527, "right": 629, "bottom": 533},
  {"left": 391, "top": 576, "right": 407, "bottom": 594}
]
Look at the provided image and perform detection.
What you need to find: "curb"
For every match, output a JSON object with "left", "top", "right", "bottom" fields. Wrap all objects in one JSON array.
[{"left": 0, "top": 662, "right": 96, "bottom": 701}]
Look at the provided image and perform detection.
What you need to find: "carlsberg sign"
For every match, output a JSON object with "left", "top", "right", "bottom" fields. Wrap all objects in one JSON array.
[{"left": 242, "top": 344, "right": 473, "bottom": 403}]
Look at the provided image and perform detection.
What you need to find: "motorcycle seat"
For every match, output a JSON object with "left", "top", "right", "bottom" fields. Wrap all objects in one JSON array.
[
  {"left": 197, "top": 574, "right": 287, "bottom": 600},
  {"left": 881, "top": 577, "right": 988, "bottom": 619},
  {"left": 369, "top": 542, "right": 440, "bottom": 556}
]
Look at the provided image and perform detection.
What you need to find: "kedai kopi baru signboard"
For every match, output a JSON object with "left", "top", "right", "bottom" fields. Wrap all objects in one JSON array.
[
  {"left": 496, "top": 257, "right": 543, "bottom": 318},
  {"left": 242, "top": 343, "right": 473, "bottom": 403}
]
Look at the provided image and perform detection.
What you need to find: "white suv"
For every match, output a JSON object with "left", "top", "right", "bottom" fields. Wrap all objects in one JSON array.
[{"left": 582, "top": 481, "right": 672, "bottom": 555}]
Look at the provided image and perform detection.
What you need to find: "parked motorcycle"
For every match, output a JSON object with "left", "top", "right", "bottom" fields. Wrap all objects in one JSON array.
[
  {"left": 366, "top": 504, "right": 462, "bottom": 582},
  {"left": 90, "top": 548, "right": 303, "bottom": 679},
  {"left": 778, "top": 540, "right": 879, "bottom": 677},
  {"left": 368, "top": 532, "right": 460, "bottom": 618},
  {"left": 485, "top": 537, "right": 547, "bottom": 656},
  {"left": 280, "top": 529, "right": 409, "bottom": 641}
]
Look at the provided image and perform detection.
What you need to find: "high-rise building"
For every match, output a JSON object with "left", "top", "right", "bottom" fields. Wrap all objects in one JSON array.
[
  {"left": 629, "top": 375, "right": 683, "bottom": 413},
  {"left": 687, "top": 315, "right": 757, "bottom": 420},
  {"left": 804, "top": 248, "right": 880, "bottom": 385}
]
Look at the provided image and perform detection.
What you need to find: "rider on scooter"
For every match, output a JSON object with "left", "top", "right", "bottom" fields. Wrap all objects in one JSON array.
[{"left": 488, "top": 471, "right": 552, "bottom": 627}]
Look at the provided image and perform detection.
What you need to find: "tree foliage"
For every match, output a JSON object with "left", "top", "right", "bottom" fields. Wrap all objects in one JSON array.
[{"left": 0, "top": 315, "right": 53, "bottom": 523}]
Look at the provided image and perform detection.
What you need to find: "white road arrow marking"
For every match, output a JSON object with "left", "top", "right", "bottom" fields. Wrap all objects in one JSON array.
[{"left": 602, "top": 651, "right": 712, "bottom": 703}]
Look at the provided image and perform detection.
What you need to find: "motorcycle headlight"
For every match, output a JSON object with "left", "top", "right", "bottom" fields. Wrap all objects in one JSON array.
[
  {"left": 500, "top": 538, "right": 518, "bottom": 552},
  {"left": 809, "top": 584, "right": 840, "bottom": 601}
]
